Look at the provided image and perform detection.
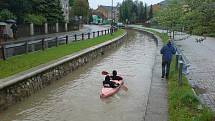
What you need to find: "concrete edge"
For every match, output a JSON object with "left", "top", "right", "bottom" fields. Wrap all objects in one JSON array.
[{"left": 0, "top": 31, "right": 127, "bottom": 90}]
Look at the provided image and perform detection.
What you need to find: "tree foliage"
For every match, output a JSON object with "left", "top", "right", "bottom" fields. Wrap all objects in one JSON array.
[
  {"left": 119, "top": 0, "right": 149, "bottom": 23},
  {"left": 72, "top": 0, "right": 89, "bottom": 17},
  {"left": 155, "top": 0, "right": 215, "bottom": 36},
  {"left": 0, "top": 9, "right": 16, "bottom": 21},
  {"left": 0, "top": 0, "right": 65, "bottom": 23},
  {"left": 24, "top": 14, "right": 46, "bottom": 25},
  {"left": 155, "top": 0, "right": 184, "bottom": 30},
  {"left": 34, "top": 0, "right": 64, "bottom": 23}
]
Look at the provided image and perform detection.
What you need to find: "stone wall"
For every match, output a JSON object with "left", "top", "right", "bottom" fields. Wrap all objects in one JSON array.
[{"left": 0, "top": 32, "right": 127, "bottom": 111}]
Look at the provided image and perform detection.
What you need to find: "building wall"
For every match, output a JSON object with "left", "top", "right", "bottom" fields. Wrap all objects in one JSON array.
[{"left": 96, "top": 6, "right": 119, "bottom": 22}]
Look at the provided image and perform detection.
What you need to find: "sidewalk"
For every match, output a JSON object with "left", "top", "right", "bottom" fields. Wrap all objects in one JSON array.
[
  {"left": 129, "top": 26, "right": 168, "bottom": 121},
  {"left": 144, "top": 34, "right": 168, "bottom": 121}
]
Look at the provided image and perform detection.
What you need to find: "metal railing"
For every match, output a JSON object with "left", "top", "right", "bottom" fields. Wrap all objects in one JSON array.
[
  {"left": 173, "top": 41, "right": 190, "bottom": 86},
  {"left": 0, "top": 28, "right": 117, "bottom": 60}
]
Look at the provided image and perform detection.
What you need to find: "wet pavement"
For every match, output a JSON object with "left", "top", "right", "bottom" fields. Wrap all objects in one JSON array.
[
  {"left": 0, "top": 30, "right": 158, "bottom": 121},
  {"left": 174, "top": 34, "right": 215, "bottom": 111}
]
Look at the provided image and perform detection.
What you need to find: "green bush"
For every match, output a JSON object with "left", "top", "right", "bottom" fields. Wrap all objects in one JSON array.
[
  {"left": 24, "top": 14, "right": 46, "bottom": 25},
  {"left": 0, "top": 9, "right": 16, "bottom": 21}
]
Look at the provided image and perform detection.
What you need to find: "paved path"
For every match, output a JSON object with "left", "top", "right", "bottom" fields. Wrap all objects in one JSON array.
[
  {"left": 130, "top": 26, "right": 168, "bottom": 121},
  {"left": 145, "top": 35, "right": 168, "bottom": 121}
]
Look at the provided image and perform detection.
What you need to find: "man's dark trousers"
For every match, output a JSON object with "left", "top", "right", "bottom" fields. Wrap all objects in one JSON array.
[{"left": 162, "top": 61, "right": 171, "bottom": 78}]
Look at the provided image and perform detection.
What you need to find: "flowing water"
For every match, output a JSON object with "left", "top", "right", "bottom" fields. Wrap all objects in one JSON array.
[{"left": 0, "top": 30, "right": 157, "bottom": 121}]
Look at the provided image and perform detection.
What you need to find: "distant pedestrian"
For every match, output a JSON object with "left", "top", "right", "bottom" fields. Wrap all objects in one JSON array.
[
  {"left": 11, "top": 23, "right": 17, "bottom": 40},
  {"left": 160, "top": 40, "right": 176, "bottom": 79}
]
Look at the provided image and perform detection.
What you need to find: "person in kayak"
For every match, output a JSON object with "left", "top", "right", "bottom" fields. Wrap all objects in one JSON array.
[
  {"left": 103, "top": 75, "right": 119, "bottom": 88},
  {"left": 110, "top": 70, "right": 123, "bottom": 81}
]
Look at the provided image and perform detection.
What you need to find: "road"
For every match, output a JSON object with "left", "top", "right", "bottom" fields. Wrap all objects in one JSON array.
[{"left": 174, "top": 33, "right": 215, "bottom": 111}]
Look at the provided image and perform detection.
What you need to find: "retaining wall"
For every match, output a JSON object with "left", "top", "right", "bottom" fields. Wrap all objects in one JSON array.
[{"left": 0, "top": 32, "right": 127, "bottom": 111}]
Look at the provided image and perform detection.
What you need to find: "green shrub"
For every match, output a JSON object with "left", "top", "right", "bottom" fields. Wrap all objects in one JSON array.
[
  {"left": 24, "top": 14, "right": 46, "bottom": 25},
  {"left": 0, "top": 9, "right": 16, "bottom": 21}
]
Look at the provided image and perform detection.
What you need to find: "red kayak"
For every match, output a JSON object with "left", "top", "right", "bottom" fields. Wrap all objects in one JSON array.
[{"left": 100, "top": 80, "right": 124, "bottom": 98}]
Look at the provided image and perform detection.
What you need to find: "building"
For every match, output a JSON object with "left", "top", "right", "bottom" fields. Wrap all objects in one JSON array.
[
  {"left": 96, "top": 5, "right": 119, "bottom": 22},
  {"left": 60, "top": 0, "right": 69, "bottom": 22},
  {"left": 152, "top": 3, "right": 161, "bottom": 13}
]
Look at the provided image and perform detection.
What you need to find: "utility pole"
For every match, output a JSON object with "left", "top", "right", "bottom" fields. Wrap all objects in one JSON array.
[{"left": 111, "top": 0, "right": 113, "bottom": 35}]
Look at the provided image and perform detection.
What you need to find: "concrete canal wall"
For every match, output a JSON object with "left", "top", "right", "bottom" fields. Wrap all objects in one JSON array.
[{"left": 0, "top": 32, "right": 127, "bottom": 111}]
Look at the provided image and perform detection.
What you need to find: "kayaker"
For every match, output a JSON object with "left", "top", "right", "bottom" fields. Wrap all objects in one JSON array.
[
  {"left": 110, "top": 70, "right": 123, "bottom": 80},
  {"left": 103, "top": 75, "right": 119, "bottom": 88}
]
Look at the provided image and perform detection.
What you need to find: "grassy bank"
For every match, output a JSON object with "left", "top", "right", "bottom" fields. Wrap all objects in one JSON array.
[
  {"left": 0, "top": 29, "right": 125, "bottom": 79},
  {"left": 145, "top": 29, "right": 214, "bottom": 121}
]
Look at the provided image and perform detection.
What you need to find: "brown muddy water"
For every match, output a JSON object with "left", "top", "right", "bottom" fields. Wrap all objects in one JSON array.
[{"left": 0, "top": 30, "right": 157, "bottom": 121}]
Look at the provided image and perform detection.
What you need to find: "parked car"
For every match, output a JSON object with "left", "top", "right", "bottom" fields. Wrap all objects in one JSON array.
[{"left": 117, "top": 23, "right": 125, "bottom": 28}]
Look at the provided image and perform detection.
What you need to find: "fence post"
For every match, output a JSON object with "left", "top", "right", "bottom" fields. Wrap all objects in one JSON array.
[
  {"left": 82, "top": 33, "right": 84, "bottom": 40},
  {"left": 56, "top": 23, "right": 59, "bottom": 33},
  {"left": 56, "top": 37, "right": 59, "bottom": 46},
  {"left": 88, "top": 33, "right": 90, "bottom": 39},
  {"left": 93, "top": 32, "right": 95, "bottom": 38},
  {"left": 25, "top": 40, "right": 29, "bottom": 54},
  {"left": 66, "top": 35, "right": 69, "bottom": 44},
  {"left": 1, "top": 44, "right": 6, "bottom": 60},
  {"left": 178, "top": 61, "right": 183, "bottom": 86},
  {"left": 30, "top": 23, "right": 34, "bottom": 36},
  {"left": 101, "top": 30, "right": 103, "bottom": 36},
  {"left": 105, "top": 30, "right": 107, "bottom": 35},
  {"left": 42, "top": 38, "right": 45, "bottom": 50},
  {"left": 45, "top": 23, "right": 48, "bottom": 34},
  {"left": 74, "top": 34, "right": 77, "bottom": 41},
  {"left": 97, "top": 31, "right": 99, "bottom": 37},
  {"left": 65, "top": 23, "right": 68, "bottom": 32},
  {"left": 175, "top": 54, "right": 179, "bottom": 70}
]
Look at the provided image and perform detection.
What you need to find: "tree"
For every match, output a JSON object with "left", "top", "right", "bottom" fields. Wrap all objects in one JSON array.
[
  {"left": 181, "top": 0, "right": 215, "bottom": 36},
  {"left": 119, "top": 0, "right": 147, "bottom": 23},
  {"left": 69, "top": 0, "right": 74, "bottom": 7},
  {"left": 72, "top": 0, "right": 89, "bottom": 22},
  {"left": 0, "top": 9, "right": 16, "bottom": 21},
  {"left": 155, "top": 0, "right": 184, "bottom": 31},
  {"left": 143, "top": 3, "right": 148, "bottom": 22},
  {"left": 148, "top": 5, "right": 153, "bottom": 20},
  {"left": 36, "top": 0, "right": 64, "bottom": 23},
  {"left": 24, "top": 14, "right": 46, "bottom": 25},
  {"left": 5, "top": 0, "right": 34, "bottom": 23}
]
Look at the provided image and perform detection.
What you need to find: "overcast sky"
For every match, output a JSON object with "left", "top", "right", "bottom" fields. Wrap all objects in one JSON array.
[{"left": 89, "top": 0, "right": 164, "bottom": 9}]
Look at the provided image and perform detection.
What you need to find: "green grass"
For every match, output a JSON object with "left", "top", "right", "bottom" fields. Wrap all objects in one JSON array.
[
  {"left": 0, "top": 29, "right": 125, "bottom": 79},
  {"left": 145, "top": 28, "right": 214, "bottom": 121}
]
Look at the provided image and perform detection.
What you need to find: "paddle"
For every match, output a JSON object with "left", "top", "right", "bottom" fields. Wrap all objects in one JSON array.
[{"left": 101, "top": 71, "right": 128, "bottom": 91}]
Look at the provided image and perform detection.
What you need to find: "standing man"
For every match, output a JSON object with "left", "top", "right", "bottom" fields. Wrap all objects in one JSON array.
[
  {"left": 11, "top": 23, "right": 17, "bottom": 40},
  {"left": 160, "top": 40, "right": 176, "bottom": 79}
]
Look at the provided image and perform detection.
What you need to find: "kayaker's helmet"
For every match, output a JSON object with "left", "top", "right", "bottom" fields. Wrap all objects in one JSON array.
[
  {"left": 112, "top": 70, "right": 117, "bottom": 76},
  {"left": 105, "top": 75, "right": 110, "bottom": 81}
]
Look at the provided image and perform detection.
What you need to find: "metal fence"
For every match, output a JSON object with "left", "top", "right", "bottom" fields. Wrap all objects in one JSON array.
[
  {"left": 173, "top": 41, "right": 191, "bottom": 86},
  {"left": 0, "top": 28, "right": 117, "bottom": 60}
]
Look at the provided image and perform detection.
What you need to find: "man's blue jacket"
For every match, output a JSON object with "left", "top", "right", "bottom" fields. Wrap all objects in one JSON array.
[{"left": 160, "top": 42, "right": 176, "bottom": 62}]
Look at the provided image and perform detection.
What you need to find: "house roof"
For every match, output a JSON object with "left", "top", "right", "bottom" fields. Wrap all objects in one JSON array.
[{"left": 98, "top": 5, "right": 117, "bottom": 12}]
